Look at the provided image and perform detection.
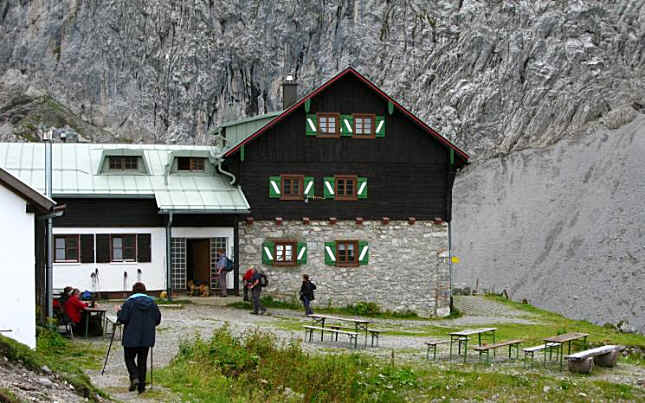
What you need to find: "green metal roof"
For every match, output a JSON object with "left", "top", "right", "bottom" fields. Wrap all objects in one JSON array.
[
  {"left": 0, "top": 143, "right": 249, "bottom": 214},
  {"left": 218, "top": 111, "right": 282, "bottom": 154}
]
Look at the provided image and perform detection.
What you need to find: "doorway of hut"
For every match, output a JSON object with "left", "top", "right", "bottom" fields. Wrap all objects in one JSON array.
[{"left": 186, "top": 238, "right": 210, "bottom": 295}]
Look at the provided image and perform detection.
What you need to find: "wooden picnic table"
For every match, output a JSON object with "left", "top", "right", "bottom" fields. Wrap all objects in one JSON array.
[
  {"left": 449, "top": 327, "right": 497, "bottom": 362},
  {"left": 83, "top": 307, "right": 106, "bottom": 338},
  {"left": 308, "top": 314, "right": 370, "bottom": 347},
  {"left": 543, "top": 332, "right": 589, "bottom": 370}
]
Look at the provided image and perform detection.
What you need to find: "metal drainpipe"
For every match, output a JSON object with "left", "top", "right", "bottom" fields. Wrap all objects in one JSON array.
[
  {"left": 45, "top": 137, "right": 53, "bottom": 321},
  {"left": 217, "top": 159, "right": 236, "bottom": 185},
  {"left": 166, "top": 212, "right": 173, "bottom": 301},
  {"left": 448, "top": 221, "right": 453, "bottom": 314}
]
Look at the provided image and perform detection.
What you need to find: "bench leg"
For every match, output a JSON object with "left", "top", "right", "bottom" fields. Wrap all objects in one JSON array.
[
  {"left": 463, "top": 339, "right": 468, "bottom": 363},
  {"left": 449, "top": 337, "right": 453, "bottom": 360}
]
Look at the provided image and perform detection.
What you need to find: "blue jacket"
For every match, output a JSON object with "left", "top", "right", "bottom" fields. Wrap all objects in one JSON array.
[{"left": 117, "top": 294, "right": 161, "bottom": 348}]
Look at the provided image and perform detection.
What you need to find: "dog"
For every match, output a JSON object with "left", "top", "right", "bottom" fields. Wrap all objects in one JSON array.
[
  {"left": 198, "top": 283, "right": 210, "bottom": 297},
  {"left": 187, "top": 280, "right": 199, "bottom": 296}
]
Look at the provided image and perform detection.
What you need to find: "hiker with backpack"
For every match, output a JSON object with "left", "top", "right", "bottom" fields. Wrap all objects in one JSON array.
[
  {"left": 216, "top": 250, "right": 232, "bottom": 297},
  {"left": 299, "top": 274, "right": 316, "bottom": 315},
  {"left": 248, "top": 267, "right": 267, "bottom": 315}
]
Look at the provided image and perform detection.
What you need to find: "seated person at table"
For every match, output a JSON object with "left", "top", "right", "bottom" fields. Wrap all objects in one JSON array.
[
  {"left": 64, "top": 288, "right": 88, "bottom": 333},
  {"left": 53, "top": 286, "right": 73, "bottom": 313}
]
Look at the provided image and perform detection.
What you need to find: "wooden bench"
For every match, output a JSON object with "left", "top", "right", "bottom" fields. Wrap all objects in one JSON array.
[
  {"left": 425, "top": 339, "right": 451, "bottom": 360},
  {"left": 565, "top": 345, "right": 625, "bottom": 374},
  {"left": 328, "top": 325, "right": 383, "bottom": 347},
  {"left": 473, "top": 339, "right": 523, "bottom": 362},
  {"left": 523, "top": 343, "right": 560, "bottom": 366},
  {"left": 303, "top": 325, "right": 359, "bottom": 349}
]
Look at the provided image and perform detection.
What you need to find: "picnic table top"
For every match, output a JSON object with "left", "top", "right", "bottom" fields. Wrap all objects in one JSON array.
[
  {"left": 449, "top": 327, "right": 497, "bottom": 336},
  {"left": 308, "top": 314, "right": 370, "bottom": 324},
  {"left": 544, "top": 332, "right": 589, "bottom": 343},
  {"left": 565, "top": 345, "right": 621, "bottom": 359},
  {"left": 85, "top": 307, "right": 107, "bottom": 313}
]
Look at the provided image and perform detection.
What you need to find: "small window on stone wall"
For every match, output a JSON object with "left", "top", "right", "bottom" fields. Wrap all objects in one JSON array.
[
  {"left": 262, "top": 240, "right": 307, "bottom": 266},
  {"left": 324, "top": 240, "right": 368, "bottom": 266}
]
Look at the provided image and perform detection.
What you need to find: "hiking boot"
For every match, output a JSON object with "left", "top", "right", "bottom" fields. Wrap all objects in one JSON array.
[
  {"left": 250, "top": 311, "right": 258, "bottom": 315},
  {"left": 138, "top": 386, "right": 145, "bottom": 394},
  {"left": 129, "top": 378, "right": 138, "bottom": 392}
]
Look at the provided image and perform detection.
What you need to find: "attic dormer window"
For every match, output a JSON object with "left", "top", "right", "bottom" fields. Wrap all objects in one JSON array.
[
  {"left": 109, "top": 156, "right": 138, "bottom": 170},
  {"left": 177, "top": 157, "right": 205, "bottom": 171}
]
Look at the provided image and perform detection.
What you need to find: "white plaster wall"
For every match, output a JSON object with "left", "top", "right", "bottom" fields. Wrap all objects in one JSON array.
[
  {"left": 53, "top": 227, "right": 236, "bottom": 292},
  {"left": 0, "top": 186, "right": 36, "bottom": 349},
  {"left": 53, "top": 227, "right": 166, "bottom": 292}
]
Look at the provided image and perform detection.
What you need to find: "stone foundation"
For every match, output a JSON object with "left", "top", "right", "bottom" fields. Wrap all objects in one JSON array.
[{"left": 238, "top": 219, "right": 450, "bottom": 317}]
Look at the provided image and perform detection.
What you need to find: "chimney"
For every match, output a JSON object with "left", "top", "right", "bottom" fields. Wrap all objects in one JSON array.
[{"left": 282, "top": 74, "right": 298, "bottom": 110}]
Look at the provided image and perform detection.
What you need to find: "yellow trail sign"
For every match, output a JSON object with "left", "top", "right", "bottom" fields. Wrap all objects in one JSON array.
[{"left": 451, "top": 256, "right": 460, "bottom": 263}]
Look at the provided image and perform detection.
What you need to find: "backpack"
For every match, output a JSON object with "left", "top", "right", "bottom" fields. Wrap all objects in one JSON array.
[
  {"left": 224, "top": 257, "right": 234, "bottom": 272},
  {"left": 80, "top": 290, "right": 92, "bottom": 300},
  {"left": 259, "top": 273, "right": 268, "bottom": 287}
]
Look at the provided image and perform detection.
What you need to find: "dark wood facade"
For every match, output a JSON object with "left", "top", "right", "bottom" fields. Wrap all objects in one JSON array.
[
  {"left": 53, "top": 198, "right": 237, "bottom": 227},
  {"left": 225, "top": 73, "right": 463, "bottom": 220}
]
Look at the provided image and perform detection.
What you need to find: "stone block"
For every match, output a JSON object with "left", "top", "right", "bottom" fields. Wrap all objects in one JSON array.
[
  {"left": 568, "top": 357, "right": 594, "bottom": 374},
  {"left": 594, "top": 350, "right": 619, "bottom": 367}
]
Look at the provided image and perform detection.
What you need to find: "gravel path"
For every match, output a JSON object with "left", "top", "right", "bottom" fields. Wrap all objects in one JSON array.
[{"left": 82, "top": 296, "right": 641, "bottom": 402}]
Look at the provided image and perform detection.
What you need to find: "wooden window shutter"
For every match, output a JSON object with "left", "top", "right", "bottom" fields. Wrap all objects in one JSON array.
[
  {"left": 375, "top": 116, "right": 385, "bottom": 137},
  {"left": 297, "top": 242, "right": 307, "bottom": 265},
  {"left": 305, "top": 114, "right": 317, "bottom": 136},
  {"left": 358, "top": 241, "right": 369, "bottom": 265},
  {"left": 96, "top": 234, "right": 111, "bottom": 263},
  {"left": 357, "top": 177, "right": 368, "bottom": 199},
  {"left": 262, "top": 240, "right": 275, "bottom": 265},
  {"left": 137, "top": 234, "right": 151, "bottom": 263},
  {"left": 80, "top": 234, "right": 94, "bottom": 264},
  {"left": 324, "top": 241, "right": 336, "bottom": 266},
  {"left": 304, "top": 177, "right": 314, "bottom": 198},
  {"left": 340, "top": 114, "right": 353, "bottom": 136},
  {"left": 268, "top": 176, "right": 281, "bottom": 198},
  {"left": 323, "top": 177, "right": 335, "bottom": 199}
]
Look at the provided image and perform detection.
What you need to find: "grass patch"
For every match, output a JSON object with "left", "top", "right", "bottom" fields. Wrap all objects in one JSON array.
[
  {"left": 485, "top": 296, "right": 645, "bottom": 349},
  {"left": 0, "top": 328, "right": 107, "bottom": 401},
  {"left": 0, "top": 387, "right": 20, "bottom": 403},
  {"left": 229, "top": 296, "right": 428, "bottom": 320},
  {"left": 157, "top": 327, "right": 645, "bottom": 402}
]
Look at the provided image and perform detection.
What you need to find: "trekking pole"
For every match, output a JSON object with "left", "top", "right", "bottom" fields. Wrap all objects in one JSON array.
[
  {"left": 101, "top": 321, "right": 117, "bottom": 375},
  {"left": 150, "top": 347, "right": 153, "bottom": 390}
]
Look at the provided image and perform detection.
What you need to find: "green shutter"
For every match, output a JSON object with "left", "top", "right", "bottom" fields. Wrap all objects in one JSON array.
[
  {"left": 375, "top": 116, "right": 385, "bottom": 137},
  {"left": 324, "top": 241, "right": 336, "bottom": 266},
  {"left": 262, "top": 241, "right": 275, "bottom": 265},
  {"left": 358, "top": 241, "right": 369, "bottom": 265},
  {"left": 357, "top": 177, "right": 367, "bottom": 199},
  {"left": 323, "top": 177, "right": 335, "bottom": 199},
  {"left": 269, "top": 176, "right": 281, "bottom": 198},
  {"left": 297, "top": 242, "right": 307, "bottom": 265},
  {"left": 306, "top": 114, "right": 317, "bottom": 136},
  {"left": 340, "top": 114, "right": 353, "bottom": 136},
  {"left": 304, "top": 177, "right": 314, "bottom": 198}
]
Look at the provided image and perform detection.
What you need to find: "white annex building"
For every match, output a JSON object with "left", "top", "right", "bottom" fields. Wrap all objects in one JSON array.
[
  {"left": 0, "top": 143, "right": 249, "bottom": 301},
  {"left": 0, "top": 168, "right": 56, "bottom": 349}
]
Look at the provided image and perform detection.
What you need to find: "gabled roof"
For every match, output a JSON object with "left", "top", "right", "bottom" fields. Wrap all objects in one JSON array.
[
  {"left": 0, "top": 143, "right": 249, "bottom": 214},
  {"left": 0, "top": 167, "right": 56, "bottom": 213},
  {"left": 223, "top": 67, "right": 469, "bottom": 161}
]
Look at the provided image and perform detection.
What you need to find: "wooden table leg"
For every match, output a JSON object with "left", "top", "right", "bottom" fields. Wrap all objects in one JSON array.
[
  {"left": 463, "top": 338, "right": 468, "bottom": 363},
  {"left": 449, "top": 336, "right": 454, "bottom": 360}
]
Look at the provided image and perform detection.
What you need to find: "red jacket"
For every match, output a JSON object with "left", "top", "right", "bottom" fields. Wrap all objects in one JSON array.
[
  {"left": 64, "top": 295, "right": 87, "bottom": 324},
  {"left": 243, "top": 269, "right": 254, "bottom": 281}
]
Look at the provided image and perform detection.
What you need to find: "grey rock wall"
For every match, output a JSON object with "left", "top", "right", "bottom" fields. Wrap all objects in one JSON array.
[
  {"left": 1, "top": 0, "right": 644, "bottom": 155},
  {"left": 453, "top": 115, "right": 645, "bottom": 333},
  {"left": 238, "top": 219, "right": 450, "bottom": 317}
]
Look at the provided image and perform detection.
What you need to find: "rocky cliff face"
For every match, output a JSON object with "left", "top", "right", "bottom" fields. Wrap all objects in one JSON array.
[{"left": 0, "top": 0, "right": 643, "bottom": 328}]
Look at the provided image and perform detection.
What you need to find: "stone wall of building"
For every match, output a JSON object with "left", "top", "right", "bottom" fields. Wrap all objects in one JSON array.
[{"left": 238, "top": 219, "right": 450, "bottom": 317}]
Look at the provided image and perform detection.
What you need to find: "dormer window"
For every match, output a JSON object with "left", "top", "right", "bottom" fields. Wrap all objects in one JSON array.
[
  {"left": 177, "top": 157, "right": 205, "bottom": 171},
  {"left": 109, "top": 156, "right": 138, "bottom": 170}
]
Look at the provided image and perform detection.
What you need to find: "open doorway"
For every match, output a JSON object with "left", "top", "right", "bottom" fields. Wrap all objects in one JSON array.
[{"left": 186, "top": 238, "right": 210, "bottom": 291}]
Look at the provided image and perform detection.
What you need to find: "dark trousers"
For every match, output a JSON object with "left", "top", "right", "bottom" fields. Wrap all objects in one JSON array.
[
  {"left": 124, "top": 347, "right": 149, "bottom": 391},
  {"left": 302, "top": 296, "right": 313, "bottom": 315},
  {"left": 243, "top": 281, "right": 249, "bottom": 301},
  {"left": 252, "top": 287, "right": 265, "bottom": 313}
]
